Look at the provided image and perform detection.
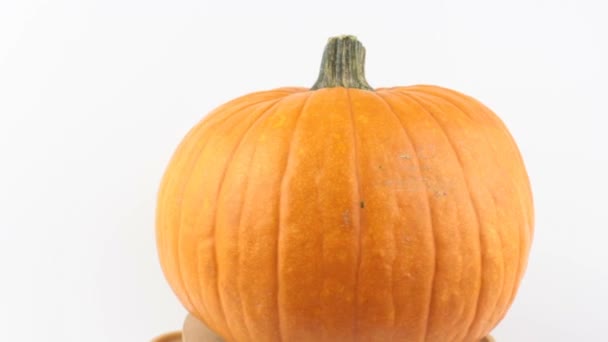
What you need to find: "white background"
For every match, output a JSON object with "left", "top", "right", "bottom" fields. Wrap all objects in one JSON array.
[{"left": 1, "top": 0, "right": 607, "bottom": 341}]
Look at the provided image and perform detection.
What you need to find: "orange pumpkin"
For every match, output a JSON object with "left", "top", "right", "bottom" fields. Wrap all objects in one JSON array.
[{"left": 156, "top": 35, "right": 534, "bottom": 342}]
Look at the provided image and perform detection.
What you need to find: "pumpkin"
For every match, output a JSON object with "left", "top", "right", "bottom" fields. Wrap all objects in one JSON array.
[{"left": 156, "top": 35, "right": 534, "bottom": 342}]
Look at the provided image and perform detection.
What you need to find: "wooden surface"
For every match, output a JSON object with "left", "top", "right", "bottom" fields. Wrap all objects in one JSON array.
[
  {"left": 152, "top": 314, "right": 496, "bottom": 342},
  {"left": 151, "top": 331, "right": 181, "bottom": 342},
  {"left": 182, "top": 314, "right": 224, "bottom": 342}
]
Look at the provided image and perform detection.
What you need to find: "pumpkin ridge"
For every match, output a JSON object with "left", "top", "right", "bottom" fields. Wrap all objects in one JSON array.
[
  {"left": 374, "top": 91, "right": 437, "bottom": 341},
  {"left": 493, "top": 172, "right": 527, "bottom": 327},
  {"left": 176, "top": 93, "right": 297, "bottom": 190},
  {"left": 213, "top": 96, "right": 293, "bottom": 341},
  {"left": 423, "top": 92, "right": 494, "bottom": 337},
  {"left": 460, "top": 86, "right": 532, "bottom": 335},
  {"left": 378, "top": 90, "right": 449, "bottom": 340},
  {"left": 181, "top": 97, "right": 283, "bottom": 340},
  {"left": 399, "top": 91, "right": 485, "bottom": 342},
  {"left": 467, "top": 95, "right": 531, "bottom": 336},
  {"left": 413, "top": 88, "right": 529, "bottom": 335},
  {"left": 175, "top": 128, "right": 218, "bottom": 321},
  {"left": 405, "top": 90, "right": 474, "bottom": 122},
  {"left": 189, "top": 95, "right": 300, "bottom": 327},
  {"left": 196, "top": 89, "right": 303, "bottom": 133},
  {"left": 407, "top": 89, "right": 509, "bottom": 333},
  {"left": 201, "top": 96, "right": 298, "bottom": 333},
  {"left": 162, "top": 93, "right": 289, "bottom": 224},
  {"left": 369, "top": 93, "right": 398, "bottom": 339},
  {"left": 425, "top": 86, "right": 535, "bottom": 236},
  {"left": 230, "top": 97, "right": 297, "bottom": 342},
  {"left": 486, "top": 190, "right": 507, "bottom": 333},
  {"left": 164, "top": 95, "right": 283, "bottom": 319},
  {"left": 276, "top": 91, "right": 315, "bottom": 342},
  {"left": 503, "top": 166, "right": 531, "bottom": 303},
  {"left": 404, "top": 90, "right": 491, "bottom": 342},
  {"left": 345, "top": 88, "right": 365, "bottom": 341},
  {"left": 453, "top": 88, "right": 532, "bottom": 234}
]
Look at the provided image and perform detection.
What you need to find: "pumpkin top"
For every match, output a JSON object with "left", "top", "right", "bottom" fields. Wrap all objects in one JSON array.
[{"left": 311, "top": 35, "right": 373, "bottom": 91}]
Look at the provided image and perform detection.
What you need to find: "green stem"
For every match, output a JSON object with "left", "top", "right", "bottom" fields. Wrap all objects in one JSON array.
[{"left": 311, "top": 35, "right": 373, "bottom": 91}]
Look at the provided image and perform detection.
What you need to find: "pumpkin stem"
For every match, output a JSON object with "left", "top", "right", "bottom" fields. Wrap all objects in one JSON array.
[{"left": 311, "top": 35, "right": 374, "bottom": 91}]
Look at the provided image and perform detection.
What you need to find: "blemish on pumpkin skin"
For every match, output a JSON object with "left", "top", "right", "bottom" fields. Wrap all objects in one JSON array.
[
  {"left": 434, "top": 190, "right": 447, "bottom": 197},
  {"left": 399, "top": 153, "right": 411, "bottom": 160},
  {"left": 360, "top": 201, "right": 365, "bottom": 209},
  {"left": 342, "top": 210, "right": 351, "bottom": 226}
]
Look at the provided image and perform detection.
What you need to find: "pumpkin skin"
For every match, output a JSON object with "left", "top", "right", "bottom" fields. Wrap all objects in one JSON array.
[{"left": 156, "top": 37, "right": 533, "bottom": 342}]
